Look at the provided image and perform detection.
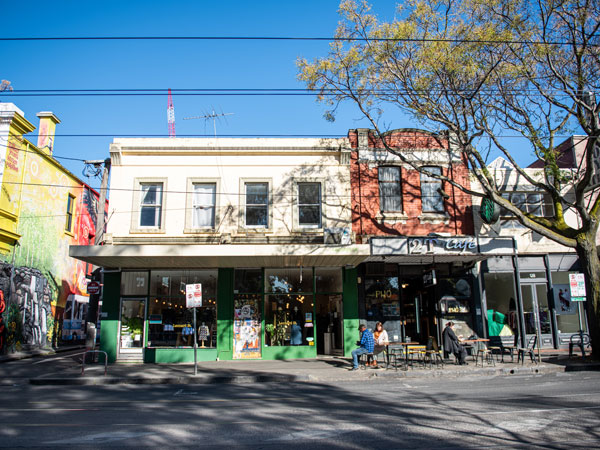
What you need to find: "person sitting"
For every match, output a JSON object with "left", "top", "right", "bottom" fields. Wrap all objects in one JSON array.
[
  {"left": 372, "top": 321, "right": 389, "bottom": 367},
  {"left": 350, "top": 324, "right": 374, "bottom": 371},
  {"left": 442, "top": 321, "right": 468, "bottom": 365}
]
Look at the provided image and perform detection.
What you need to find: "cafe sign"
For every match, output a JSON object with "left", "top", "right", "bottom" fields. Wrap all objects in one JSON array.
[{"left": 371, "top": 236, "right": 478, "bottom": 256}]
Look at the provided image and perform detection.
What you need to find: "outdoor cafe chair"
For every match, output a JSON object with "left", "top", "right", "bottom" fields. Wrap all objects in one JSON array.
[
  {"left": 474, "top": 341, "right": 495, "bottom": 367},
  {"left": 517, "top": 335, "right": 538, "bottom": 365},
  {"left": 424, "top": 336, "right": 444, "bottom": 369}
]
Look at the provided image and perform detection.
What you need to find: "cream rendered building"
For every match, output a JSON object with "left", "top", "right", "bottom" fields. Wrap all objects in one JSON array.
[{"left": 71, "top": 137, "right": 369, "bottom": 363}]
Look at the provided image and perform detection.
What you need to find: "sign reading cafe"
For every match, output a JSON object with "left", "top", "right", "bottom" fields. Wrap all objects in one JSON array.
[{"left": 371, "top": 236, "right": 480, "bottom": 256}]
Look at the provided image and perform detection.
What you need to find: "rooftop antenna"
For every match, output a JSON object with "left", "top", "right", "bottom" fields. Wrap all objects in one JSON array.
[
  {"left": 184, "top": 107, "right": 234, "bottom": 138},
  {"left": 167, "top": 88, "right": 176, "bottom": 137}
]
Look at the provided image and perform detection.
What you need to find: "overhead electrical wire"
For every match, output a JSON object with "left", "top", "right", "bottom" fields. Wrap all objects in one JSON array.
[{"left": 0, "top": 35, "right": 597, "bottom": 46}]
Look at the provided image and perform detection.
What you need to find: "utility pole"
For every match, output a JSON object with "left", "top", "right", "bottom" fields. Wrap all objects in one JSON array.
[{"left": 83, "top": 158, "right": 111, "bottom": 359}]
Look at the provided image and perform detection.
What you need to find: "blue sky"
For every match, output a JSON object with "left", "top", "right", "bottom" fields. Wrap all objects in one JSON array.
[{"left": 2, "top": 0, "right": 541, "bottom": 181}]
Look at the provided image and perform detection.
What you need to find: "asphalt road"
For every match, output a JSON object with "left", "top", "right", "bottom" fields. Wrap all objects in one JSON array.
[{"left": 1, "top": 371, "right": 599, "bottom": 449}]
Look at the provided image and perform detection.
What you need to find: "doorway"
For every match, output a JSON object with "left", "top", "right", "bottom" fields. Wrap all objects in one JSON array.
[
  {"left": 316, "top": 294, "right": 344, "bottom": 355},
  {"left": 119, "top": 298, "right": 146, "bottom": 357},
  {"left": 520, "top": 283, "right": 553, "bottom": 347}
]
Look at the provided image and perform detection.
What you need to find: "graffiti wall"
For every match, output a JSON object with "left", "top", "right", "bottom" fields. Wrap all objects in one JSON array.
[{"left": 0, "top": 145, "right": 101, "bottom": 354}]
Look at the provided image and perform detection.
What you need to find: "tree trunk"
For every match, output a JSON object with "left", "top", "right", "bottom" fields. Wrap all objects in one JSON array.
[{"left": 575, "top": 236, "right": 600, "bottom": 359}]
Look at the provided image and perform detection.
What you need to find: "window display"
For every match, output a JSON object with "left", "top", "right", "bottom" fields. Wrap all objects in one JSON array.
[
  {"left": 483, "top": 272, "right": 517, "bottom": 336},
  {"left": 146, "top": 270, "right": 217, "bottom": 348},
  {"left": 265, "top": 294, "right": 314, "bottom": 346}
]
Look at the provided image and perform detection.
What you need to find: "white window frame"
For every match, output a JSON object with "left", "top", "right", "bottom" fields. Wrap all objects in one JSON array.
[
  {"left": 297, "top": 182, "right": 322, "bottom": 228},
  {"left": 184, "top": 178, "right": 220, "bottom": 232},
  {"left": 131, "top": 178, "right": 167, "bottom": 233},
  {"left": 292, "top": 178, "right": 325, "bottom": 231},
  {"left": 65, "top": 193, "right": 75, "bottom": 234},
  {"left": 240, "top": 179, "right": 271, "bottom": 230}
]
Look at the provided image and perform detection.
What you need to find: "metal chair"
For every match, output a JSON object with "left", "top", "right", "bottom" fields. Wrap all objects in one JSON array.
[
  {"left": 517, "top": 335, "right": 538, "bottom": 365},
  {"left": 424, "top": 336, "right": 444, "bottom": 369},
  {"left": 499, "top": 334, "right": 519, "bottom": 363},
  {"left": 474, "top": 341, "right": 495, "bottom": 367}
]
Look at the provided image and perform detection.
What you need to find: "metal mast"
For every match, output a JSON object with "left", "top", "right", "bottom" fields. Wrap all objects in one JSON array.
[{"left": 167, "top": 88, "right": 176, "bottom": 137}]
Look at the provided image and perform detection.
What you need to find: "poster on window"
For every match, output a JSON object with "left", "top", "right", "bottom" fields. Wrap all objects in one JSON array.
[
  {"left": 233, "top": 297, "right": 261, "bottom": 359},
  {"left": 554, "top": 284, "right": 577, "bottom": 314}
]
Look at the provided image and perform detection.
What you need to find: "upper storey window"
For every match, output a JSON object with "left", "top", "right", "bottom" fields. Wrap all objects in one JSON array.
[
  {"left": 245, "top": 182, "right": 269, "bottom": 228},
  {"left": 378, "top": 166, "right": 403, "bottom": 212},
  {"left": 420, "top": 166, "right": 444, "bottom": 213},
  {"left": 140, "top": 183, "right": 163, "bottom": 228}
]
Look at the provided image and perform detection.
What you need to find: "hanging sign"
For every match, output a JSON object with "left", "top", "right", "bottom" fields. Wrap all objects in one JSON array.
[
  {"left": 569, "top": 273, "right": 586, "bottom": 302},
  {"left": 479, "top": 196, "right": 500, "bottom": 224},
  {"left": 185, "top": 283, "right": 203, "bottom": 308}
]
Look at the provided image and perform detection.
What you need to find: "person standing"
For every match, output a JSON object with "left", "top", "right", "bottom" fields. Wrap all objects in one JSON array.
[{"left": 350, "top": 324, "right": 374, "bottom": 371}]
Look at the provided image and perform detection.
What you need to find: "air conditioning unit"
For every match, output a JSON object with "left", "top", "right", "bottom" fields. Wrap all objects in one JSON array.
[{"left": 324, "top": 227, "right": 351, "bottom": 245}]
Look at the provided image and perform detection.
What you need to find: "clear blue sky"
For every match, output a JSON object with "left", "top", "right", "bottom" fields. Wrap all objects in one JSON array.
[{"left": 2, "top": 0, "right": 540, "bottom": 181}]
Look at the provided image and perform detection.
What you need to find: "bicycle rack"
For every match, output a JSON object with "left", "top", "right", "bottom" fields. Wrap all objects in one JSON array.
[{"left": 81, "top": 350, "right": 108, "bottom": 376}]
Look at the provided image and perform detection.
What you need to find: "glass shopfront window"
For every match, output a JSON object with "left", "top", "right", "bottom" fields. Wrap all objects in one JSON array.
[
  {"left": 264, "top": 268, "right": 314, "bottom": 347},
  {"left": 552, "top": 271, "right": 587, "bottom": 334},
  {"left": 364, "top": 276, "right": 401, "bottom": 340},
  {"left": 265, "top": 268, "right": 313, "bottom": 293},
  {"left": 233, "top": 270, "right": 263, "bottom": 359},
  {"left": 146, "top": 270, "right": 218, "bottom": 348},
  {"left": 483, "top": 272, "right": 518, "bottom": 337},
  {"left": 121, "top": 271, "right": 149, "bottom": 296}
]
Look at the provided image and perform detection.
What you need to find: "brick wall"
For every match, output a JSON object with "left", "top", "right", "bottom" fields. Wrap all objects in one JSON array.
[{"left": 349, "top": 129, "right": 474, "bottom": 242}]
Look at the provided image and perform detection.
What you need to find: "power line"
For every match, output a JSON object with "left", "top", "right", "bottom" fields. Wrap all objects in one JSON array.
[{"left": 0, "top": 35, "right": 597, "bottom": 46}]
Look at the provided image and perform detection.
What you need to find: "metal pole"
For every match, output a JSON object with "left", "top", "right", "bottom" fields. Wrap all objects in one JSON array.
[{"left": 193, "top": 307, "right": 197, "bottom": 376}]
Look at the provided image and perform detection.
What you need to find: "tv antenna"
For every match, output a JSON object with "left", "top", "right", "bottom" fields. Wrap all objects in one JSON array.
[{"left": 184, "top": 108, "right": 234, "bottom": 137}]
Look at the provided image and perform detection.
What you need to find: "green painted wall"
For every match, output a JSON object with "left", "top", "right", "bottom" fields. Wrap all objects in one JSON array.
[
  {"left": 144, "top": 347, "right": 217, "bottom": 363},
  {"left": 262, "top": 345, "right": 316, "bottom": 360},
  {"left": 343, "top": 267, "right": 359, "bottom": 357},
  {"left": 216, "top": 268, "right": 234, "bottom": 361},
  {"left": 99, "top": 272, "right": 121, "bottom": 363}
]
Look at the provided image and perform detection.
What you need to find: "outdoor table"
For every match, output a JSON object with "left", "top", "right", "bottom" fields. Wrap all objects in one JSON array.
[
  {"left": 460, "top": 338, "right": 490, "bottom": 361},
  {"left": 388, "top": 342, "right": 420, "bottom": 370}
]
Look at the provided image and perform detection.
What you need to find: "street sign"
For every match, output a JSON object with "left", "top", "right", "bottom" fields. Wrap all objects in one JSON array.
[
  {"left": 87, "top": 281, "right": 101, "bottom": 295},
  {"left": 569, "top": 273, "right": 586, "bottom": 298},
  {"left": 185, "top": 283, "right": 202, "bottom": 308}
]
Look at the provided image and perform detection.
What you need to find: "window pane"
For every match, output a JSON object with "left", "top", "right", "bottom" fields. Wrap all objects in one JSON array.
[
  {"left": 483, "top": 273, "right": 518, "bottom": 337},
  {"left": 379, "top": 166, "right": 400, "bottom": 182},
  {"left": 121, "top": 271, "right": 149, "bottom": 295},
  {"left": 141, "top": 184, "right": 161, "bottom": 205},
  {"left": 193, "top": 183, "right": 215, "bottom": 206},
  {"left": 193, "top": 206, "right": 215, "bottom": 227},
  {"left": 379, "top": 167, "right": 402, "bottom": 212},
  {"left": 298, "top": 183, "right": 320, "bottom": 204},
  {"left": 299, "top": 205, "right": 321, "bottom": 226},
  {"left": 246, "top": 183, "right": 268, "bottom": 204},
  {"left": 315, "top": 268, "right": 342, "bottom": 292},
  {"left": 420, "top": 167, "right": 443, "bottom": 213},
  {"left": 265, "top": 294, "right": 314, "bottom": 347},
  {"left": 265, "top": 268, "right": 313, "bottom": 293},
  {"left": 140, "top": 206, "right": 160, "bottom": 227},
  {"left": 420, "top": 166, "right": 441, "bottom": 182},
  {"left": 234, "top": 269, "right": 263, "bottom": 293},
  {"left": 246, "top": 206, "right": 268, "bottom": 226}
]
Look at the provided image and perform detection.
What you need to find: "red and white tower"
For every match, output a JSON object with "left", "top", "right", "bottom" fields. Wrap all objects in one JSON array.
[{"left": 167, "top": 88, "right": 176, "bottom": 137}]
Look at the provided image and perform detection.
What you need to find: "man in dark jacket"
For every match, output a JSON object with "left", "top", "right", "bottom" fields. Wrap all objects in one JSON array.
[{"left": 442, "top": 321, "right": 468, "bottom": 365}]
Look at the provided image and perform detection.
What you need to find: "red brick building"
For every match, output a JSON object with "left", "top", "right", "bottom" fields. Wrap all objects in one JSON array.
[
  {"left": 349, "top": 128, "right": 474, "bottom": 241},
  {"left": 348, "top": 128, "right": 482, "bottom": 346}
]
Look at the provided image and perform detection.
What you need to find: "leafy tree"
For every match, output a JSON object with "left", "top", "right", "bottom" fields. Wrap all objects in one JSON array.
[{"left": 298, "top": 0, "right": 600, "bottom": 356}]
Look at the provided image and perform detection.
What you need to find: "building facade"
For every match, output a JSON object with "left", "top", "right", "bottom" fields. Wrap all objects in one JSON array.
[
  {"left": 0, "top": 103, "right": 100, "bottom": 355},
  {"left": 474, "top": 154, "right": 591, "bottom": 350},
  {"left": 70, "top": 137, "right": 370, "bottom": 363},
  {"left": 347, "top": 128, "right": 512, "bottom": 346}
]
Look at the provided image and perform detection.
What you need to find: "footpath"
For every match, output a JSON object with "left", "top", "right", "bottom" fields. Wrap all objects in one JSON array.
[{"left": 1, "top": 348, "right": 598, "bottom": 386}]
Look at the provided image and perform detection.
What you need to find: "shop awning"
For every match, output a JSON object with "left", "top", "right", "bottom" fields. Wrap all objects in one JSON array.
[{"left": 69, "top": 243, "right": 371, "bottom": 269}]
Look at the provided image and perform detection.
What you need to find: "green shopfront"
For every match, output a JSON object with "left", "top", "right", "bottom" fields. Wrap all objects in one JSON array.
[{"left": 99, "top": 267, "right": 360, "bottom": 363}]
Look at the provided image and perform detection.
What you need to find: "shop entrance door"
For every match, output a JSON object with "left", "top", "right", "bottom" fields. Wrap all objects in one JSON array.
[
  {"left": 119, "top": 298, "right": 146, "bottom": 358},
  {"left": 316, "top": 294, "right": 344, "bottom": 355},
  {"left": 520, "top": 283, "right": 553, "bottom": 348}
]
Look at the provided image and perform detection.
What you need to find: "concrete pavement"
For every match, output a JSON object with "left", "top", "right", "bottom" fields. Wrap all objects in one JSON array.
[{"left": 2, "top": 348, "right": 597, "bottom": 386}]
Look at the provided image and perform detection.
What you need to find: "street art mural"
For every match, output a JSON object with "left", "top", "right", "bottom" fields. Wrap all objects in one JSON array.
[
  {"left": 0, "top": 145, "right": 101, "bottom": 354},
  {"left": 233, "top": 296, "right": 261, "bottom": 359}
]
